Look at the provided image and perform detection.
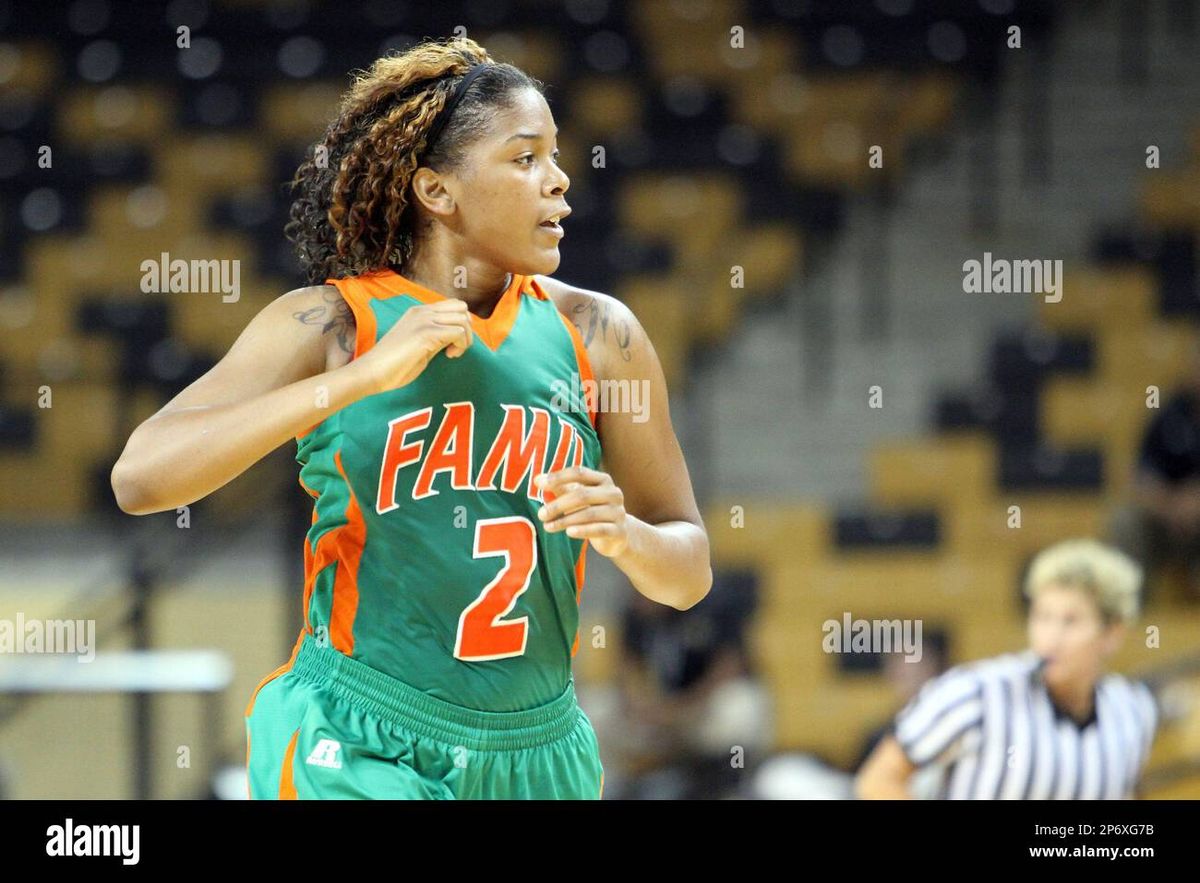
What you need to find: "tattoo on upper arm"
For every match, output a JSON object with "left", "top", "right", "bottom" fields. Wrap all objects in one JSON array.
[
  {"left": 569, "top": 299, "right": 633, "bottom": 363},
  {"left": 293, "top": 288, "right": 355, "bottom": 355}
]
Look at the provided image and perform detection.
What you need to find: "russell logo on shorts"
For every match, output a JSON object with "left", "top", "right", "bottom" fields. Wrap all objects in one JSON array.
[{"left": 305, "top": 739, "right": 344, "bottom": 770}]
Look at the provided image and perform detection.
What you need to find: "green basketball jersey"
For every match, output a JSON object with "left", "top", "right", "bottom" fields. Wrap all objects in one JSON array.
[{"left": 294, "top": 268, "right": 602, "bottom": 712}]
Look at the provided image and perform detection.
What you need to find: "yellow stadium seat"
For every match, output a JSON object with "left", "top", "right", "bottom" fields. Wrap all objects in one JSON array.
[
  {"left": 88, "top": 184, "right": 202, "bottom": 241},
  {"left": 1096, "top": 320, "right": 1197, "bottom": 386},
  {"left": 258, "top": 82, "right": 342, "bottom": 143},
  {"left": 720, "top": 29, "right": 802, "bottom": 83},
  {"left": 1140, "top": 169, "right": 1200, "bottom": 229},
  {"left": 568, "top": 77, "right": 642, "bottom": 141},
  {"left": 1041, "top": 377, "right": 1147, "bottom": 494},
  {"left": 765, "top": 556, "right": 1017, "bottom": 620},
  {"left": 156, "top": 136, "right": 270, "bottom": 198},
  {"left": 688, "top": 223, "right": 802, "bottom": 344},
  {"left": 893, "top": 73, "right": 959, "bottom": 137},
  {"left": 1036, "top": 266, "right": 1155, "bottom": 331},
  {"left": 704, "top": 499, "right": 828, "bottom": 567},
  {"left": 632, "top": 0, "right": 749, "bottom": 83},
  {"left": 948, "top": 494, "right": 1108, "bottom": 565},
  {"left": 0, "top": 384, "right": 117, "bottom": 515},
  {"left": 619, "top": 174, "right": 742, "bottom": 245},
  {"left": 784, "top": 113, "right": 873, "bottom": 189},
  {"left": 0, "top": 41, "right": 59, "bottom": 94},
  {"left": 58, "top": 86, "right": 173, "bottom": 144},
  {"left": 870, "top": 432, "right": 997, "bottom": 509},
  {"left": 1042, "top": 377, "right": 1146, "bottom": 445},
  {"left": 471, "top": 30, "right": 565, "bottom": 84},
  {"left": 794, "top": 679, "right": 897, "bottom": 762}
]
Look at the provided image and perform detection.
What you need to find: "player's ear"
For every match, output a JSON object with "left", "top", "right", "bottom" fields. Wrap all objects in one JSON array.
[{"left": 410, "top": 166, "right": 456, "bottom": 218}]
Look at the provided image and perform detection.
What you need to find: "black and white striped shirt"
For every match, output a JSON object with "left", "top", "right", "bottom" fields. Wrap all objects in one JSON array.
[{"left": 893, "top": 650, "right": 1158, "bottom": 799}]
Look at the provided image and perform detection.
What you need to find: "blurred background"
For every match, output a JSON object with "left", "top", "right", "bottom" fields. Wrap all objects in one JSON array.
[{"left": 1, "top": 0, "right": 1200, "bottom": 799}]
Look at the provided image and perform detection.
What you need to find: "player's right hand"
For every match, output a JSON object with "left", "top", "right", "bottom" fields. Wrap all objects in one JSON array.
[{"left": 356, "top": 299, "right": 475, "bottom": 393}]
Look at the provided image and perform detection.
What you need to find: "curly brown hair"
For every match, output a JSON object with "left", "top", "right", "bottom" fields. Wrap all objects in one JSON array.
[{"left": 285, "top": 37, "right": 545, "bottom": 285}]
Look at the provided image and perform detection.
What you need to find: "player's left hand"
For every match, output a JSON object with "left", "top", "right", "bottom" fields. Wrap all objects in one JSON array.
[{"left": 534, "top": 466, "right": 629, "bottom": 558}]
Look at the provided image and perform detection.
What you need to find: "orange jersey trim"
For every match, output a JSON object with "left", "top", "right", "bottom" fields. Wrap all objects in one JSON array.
[
  {"left": 555, "top": 310, "right": 599, "bottom": 430},
  {"left": 361, "top": 268, "right": 529, "bottom": 352},
  {"left": 570, "top": 538, "right": 589, "bottom": 658},
  {"left": 297, "top": 449, "right": 365, "bottom": 657},
  {"left": 329, "top": 448, "right": 365, "bottom": 655}
]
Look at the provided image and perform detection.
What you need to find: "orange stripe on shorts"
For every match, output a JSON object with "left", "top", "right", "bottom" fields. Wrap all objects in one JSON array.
[{"left": 279, "top": 728, "right": 300, "bottom": 800}]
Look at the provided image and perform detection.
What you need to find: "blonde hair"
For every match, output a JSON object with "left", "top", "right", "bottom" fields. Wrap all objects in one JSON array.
[{"left": 1023, "top": 538, "right": 1144, "bottom": 625}]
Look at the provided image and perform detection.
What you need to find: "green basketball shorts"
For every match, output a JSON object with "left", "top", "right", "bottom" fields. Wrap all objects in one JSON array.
[{"left": 244, "top": 629, "right": 605, "bottom": 799}]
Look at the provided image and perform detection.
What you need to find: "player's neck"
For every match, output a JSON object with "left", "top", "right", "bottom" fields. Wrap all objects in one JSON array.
[{"left": 394, "top": 252, "right": 512, "bottom": 318}]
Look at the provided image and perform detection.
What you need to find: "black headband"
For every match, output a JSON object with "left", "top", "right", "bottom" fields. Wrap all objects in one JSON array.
[{"left": 420, "top": 62, "right": 489, "bottom": 160}]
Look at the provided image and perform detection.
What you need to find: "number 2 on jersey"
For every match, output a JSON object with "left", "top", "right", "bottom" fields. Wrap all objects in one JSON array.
[{"left": 454, "top": 516, "right": 537, "bottom": 661}]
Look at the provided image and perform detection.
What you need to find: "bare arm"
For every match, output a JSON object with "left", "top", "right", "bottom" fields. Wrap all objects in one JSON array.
[
  {"left": 596, "top": 295, "right": 711, "bottom": 610},
  {"left": 855, "top": 734, "right": 918, "bottom": 799},
  {"left": 111, "top": 283, "right": 479, "bottom": 515},
  {"left": 110, "top": 285, "right": 377, "bottom": 515},
  {"left": 537, "top": 290, "right": 712, "bottom": 611}
]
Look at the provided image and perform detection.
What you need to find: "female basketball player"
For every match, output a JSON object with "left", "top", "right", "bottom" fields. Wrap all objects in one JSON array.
[{"left": 110, "top": 37, "right": 712, "bottom": 799}]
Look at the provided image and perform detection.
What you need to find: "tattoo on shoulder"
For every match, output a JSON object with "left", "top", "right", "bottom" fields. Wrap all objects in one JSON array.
[
  {"left": 293, "top": 287, "right": 355, "bottom": 355},
  {"left": 569, "top": 298, "right": 633, "bottom": 363}
]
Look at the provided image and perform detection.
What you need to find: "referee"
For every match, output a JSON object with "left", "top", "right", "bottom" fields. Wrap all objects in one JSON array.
[{"left": 855, "top": 538, "right": 1158, "bottom": 799}]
